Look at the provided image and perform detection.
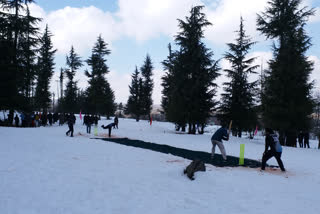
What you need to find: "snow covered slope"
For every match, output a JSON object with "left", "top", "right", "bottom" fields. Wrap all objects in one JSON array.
[{"left": 0, "top": 116, "right": 319, "bottom": 214}]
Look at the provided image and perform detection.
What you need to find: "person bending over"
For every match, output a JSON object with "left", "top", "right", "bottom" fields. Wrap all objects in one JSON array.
[
  {"left": 101, "top": 123, "right": 115, "bottom": 137},
  {"left": 261, "top": 128, "right": 285, "bottom": 172}
]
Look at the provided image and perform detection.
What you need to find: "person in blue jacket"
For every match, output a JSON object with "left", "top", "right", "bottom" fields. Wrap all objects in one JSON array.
[
  {"left": 261, "top": 128, "right": 285, "bottom": 171},
  {"left": 211, "top": 125, "right": 229, "bottom": 160}
]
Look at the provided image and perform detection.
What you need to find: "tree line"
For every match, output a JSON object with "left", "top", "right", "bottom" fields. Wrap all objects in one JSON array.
[
  {"left": 0, "top": 0, "right": 117, "bottom": 120},
  {"left": 160, "top": 0, "right": 315, "bottom": 147},
  {"left": 0, "top": 0, "right": 317, "bottom": 147}
]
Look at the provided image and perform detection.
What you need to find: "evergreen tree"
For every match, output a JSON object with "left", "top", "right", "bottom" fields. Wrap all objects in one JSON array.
[
  {"left": 0, "top": 38, "right": 16, "bottom": 115},
  {"left": 63, "top": 46, "right": 82, "bottom": 113},
  {"left": 161, "top": 6, "right": 220, "bottom": 134},
  {"left": 56, "top": 68, "right": 64, "bottom": 112},
  {"left": 162, "top": 44, "right": 188, "bottom": 131},
  {"left": 219, "top": 17, "right": 259, "bottom": 137},
  {"left": 140, "top": 54, "right": 154, "bottom": 117},
  {"left": 17, "top": 6, "right": 41, "bottom": 110},
  {"left": 85, "top": 35, "right": 115, "bottom": 117},
  {"left": 126, "top": 66, "right": 143, "bottom": 121},
  {"left": 35, "top": 25, "right": 56, "bottom": 113},
  {"left": 257, "top": 0, "right": 315, "bottom": 146},
  {"left": 0, "top": 0, "right": 37, "bottom": 123}
]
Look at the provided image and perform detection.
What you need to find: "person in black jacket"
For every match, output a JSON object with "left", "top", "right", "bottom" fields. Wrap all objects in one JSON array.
[
  {"left": 66, "top": 114, "right": 74, "bottom": 137},
  {"left": 261, "top": 128, "right": 285, "bottom": 171},
  {"left": 14, "top": 114, "right": 19, "bottom": 127},
  {"left": 298, "top": 131, "right": 304, "bottom": 148},
  {"left": 86, "top": 115, "right": 92, "bottom": 134},
  {"left": 114, "top": 116, "right": 118, "bottom": 129},
  {"left": 101, "top": 123, "right": 115, "bottom": 137},
  {"left": 303, "top": 132, "right": 310, "bottom": 148}
]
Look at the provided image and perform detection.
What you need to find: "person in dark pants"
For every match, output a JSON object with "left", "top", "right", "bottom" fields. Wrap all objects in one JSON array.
[
  {"left": 66, "top": 115, "right": 74, "bottom": 137},
  {"left": 114, "top": 116, "right": 118, "bottom": 129},
  {"left": 14, "top": 114, "right": 19, "bottom": 127},
  {"left": 298, "top": 131, "right": 304, "bottom": 148},
  {"left": 304, "top": 132, "right": 310, "bottom": 148},
  {"left": 86, "top": 115, "right": 92, "bottom": 134},
  {"left": 101, "top": 123, "right": 115, "bottom": 137},
  {"left": 261, "top": 128, "right": 285, "bottom": 172}
]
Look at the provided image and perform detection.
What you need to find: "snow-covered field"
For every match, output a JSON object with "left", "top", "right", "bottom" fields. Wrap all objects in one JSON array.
[{"left": 1, "top": 116, "right": 320, "bottom": 214}]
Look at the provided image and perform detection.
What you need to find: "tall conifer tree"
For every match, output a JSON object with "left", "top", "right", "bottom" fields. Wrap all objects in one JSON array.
[
  {"left": 161, "top": 6, "right": 220, "bottom": 134},
  {"left": 85, "top": 35, "right": 115, "bottom": 117},
  {"left": 35, "top": 25, "right": 56, "bottom": 113},
  {"left": 18, "top": 6, "right": 41, "bottom": 110},
  {"left": 64, "top": 46, "right": 82, "bottom": 113},
  {"left": 219, "top": 17, "right": 259, "bottom": 137},
  {"left": 126, "top": 66, "right": 143, "bottom": 121},
  {"left": 140, "top": 54, "right": 154, "bottom": 117},
  {"left": 0, "top": 0, "right": 38, "bottom": 123},
  {"left": 257, "top": 0, "right": 315, "bottom": 146}
]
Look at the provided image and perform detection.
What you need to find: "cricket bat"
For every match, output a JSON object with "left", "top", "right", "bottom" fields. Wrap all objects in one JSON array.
[{"left": 228, "top": 120, "right": 233, "bottom": 135}]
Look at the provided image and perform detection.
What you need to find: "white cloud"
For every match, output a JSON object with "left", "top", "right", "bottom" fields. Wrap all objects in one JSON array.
[
  {"left": 309, "top": 7, "right": 320, "bottom": 23},
  {"left": 204, "top": 0, "right": 269, "bottom": 46},
  {"left": 152, "top": 69, "right": 165, "bottom": 105},
  {"left": 30, "top": 5, "right": 119, "bottom": 55},
  {"left": 108, "top": 71, "right": 131, "bottom": 104},
  {"left": 115, "top": 0, "right": 202, "bottom": 42},
  {"left": 29, "top": 0, "right": 317, "bottom": 55}
]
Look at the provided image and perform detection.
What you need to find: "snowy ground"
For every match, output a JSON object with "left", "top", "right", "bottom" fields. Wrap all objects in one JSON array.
[{"left": 1, "top": 116, "right": 320, "bottom": 214}]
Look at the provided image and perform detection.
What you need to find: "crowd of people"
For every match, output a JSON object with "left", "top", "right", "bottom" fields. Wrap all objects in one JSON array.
[
  {"left": 0, "top": 111, "right": 121, "bottom": 138},
  {"left": 5, "top": 112, "right": 78, "bottom": 128},
  {"left": 298, "top": 131, "right": 310, "bottom": 148}
]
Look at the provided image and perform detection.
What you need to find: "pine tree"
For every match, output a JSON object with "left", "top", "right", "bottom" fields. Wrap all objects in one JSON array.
[
  {"left": 85, "top": 35, "right": 115, "bottom": 117},
  {"left": 35, "top": 25, "right": 56, "bottom": 113},
  {"left": 257, "top": 0, "right": 315, "bottom": 146},
  {"left": 0, "top": 38, "right": 16, "bottom": 114},
  {"left": 0, "top": 1, "right": 16, "bottom": 114},
  {"left": 56, "top": 68, "right": 64, "bottom": 112},
  {"left": 0, "top": 0, "right": 37, "bottom": 123},
  {"left": 63, "top": 46, "right": 82, "bottom": 113},
  {"left": 140, "top": 54, "right": 154, "bottom": 117},
  {"left": 126, "top": 66, "right": 143, "bottom": 121},
  {"left": 17, "top": 6, "right": 41, "bottom": 111},
  {"left": 219, "top": 17, "right": 259, "bottom": 137},
  {"left": 162, "top": 44, "right": 188, "bottom": 131},
  {"left": 161, "top": 6, "right": 220, "bottom": 134}
]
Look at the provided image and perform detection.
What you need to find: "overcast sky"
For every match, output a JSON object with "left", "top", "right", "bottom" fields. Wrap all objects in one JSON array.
[{"left": 29, "top": 0, "right": 320, "bottom": 105}]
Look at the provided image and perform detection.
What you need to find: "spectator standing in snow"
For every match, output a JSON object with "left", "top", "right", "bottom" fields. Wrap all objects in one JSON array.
[
  {"left": 210, "top": 125, "right": 229, "bottom": 160},
  {"left": 35, "top": 112, "right": 39, "bottom": 127},
  {"left": 101, "top": 123, "right": 115, "bottom": 137},
  {"left": 20, "top": 112, "right": 26, "bottom": 127},
  {"left": 66, "top": 114, "right": 74, "bottom": 137},
  {"left": 48, "top": 112, "right": 53, "bottom": 126},
  {"left": 114, "top": 116, "right": 118, "bottom": 129},
  {"left": 85, "top": 115, "right": 92, "bottom": 134},
  {"left": 261, "top": 128, "right": 286, "bottom": 172},
  {"left": 14, "top": 114, "right": 19, "bottom": 127},
  {"left": 298, "top": 131, "right": 304, "bottom": 148},
  {"left": 59, "top": 113, "right": 64, "bottom": 126},
  {"left": 304, "top": 132, "right": 310, "bottom": 148}
]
